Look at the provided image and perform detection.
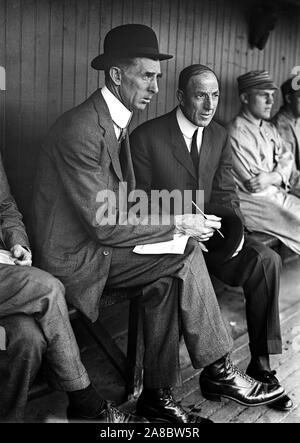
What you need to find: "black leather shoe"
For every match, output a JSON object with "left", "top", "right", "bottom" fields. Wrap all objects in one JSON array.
[
  {"left": 246, "top": 365, "right": 293, "bottom": 411},
  {"left": 136, "top": 388, "right": 213, "bottom": 423},
  {"left": 200, "top": 355, "right": 285, "bottom": 407},
  {"left": 67, "top": 402, "right": 148, "bottom": 423}
]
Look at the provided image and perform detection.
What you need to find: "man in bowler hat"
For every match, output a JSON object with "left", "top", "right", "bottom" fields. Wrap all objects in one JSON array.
[
  {"left": 32, "top": 25, "right": 284, "bottom": 423},
  {"left": 130, "top": 64, "right": 292, "bottom": 411}
]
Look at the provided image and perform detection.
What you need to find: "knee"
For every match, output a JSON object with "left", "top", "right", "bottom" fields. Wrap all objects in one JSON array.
[
  {"left": 5, "top": 315, "right": 47, "bottom": 360},
  {"left": 36, "top": 270, "right": 66, "bottom": 303},
  {"left": 258, "top": 246, "right": 282, "bottom": 271}
]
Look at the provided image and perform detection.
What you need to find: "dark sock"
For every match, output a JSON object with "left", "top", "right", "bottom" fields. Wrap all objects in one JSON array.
[
  {"left": 67, "top": 384, "right": 106, "bottom": 417},
  {"left": 249, "top": 355, "right": 271, "bottom": 372}
]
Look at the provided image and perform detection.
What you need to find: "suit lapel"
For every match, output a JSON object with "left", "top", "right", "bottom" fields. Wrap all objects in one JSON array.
[
  {"left": 119, "top": 134, "right": 136, "bottom": 192},
  {"left": 91, "top": 90, "right": 123, "bottom": 182},
  {"left": 198, "top": 125, "right": 213, "bottom": 188},
  {"left": 169, "top": 111, "right": 197, "bottom": 180}
]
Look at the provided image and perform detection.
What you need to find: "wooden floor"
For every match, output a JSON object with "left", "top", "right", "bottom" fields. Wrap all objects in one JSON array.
[{"left": 25, "top": 257, "right": 300, "bottom": 423}]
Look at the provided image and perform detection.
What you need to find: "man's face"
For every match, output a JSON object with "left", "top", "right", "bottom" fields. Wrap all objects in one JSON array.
[
  {"left": 119, "top": 58, "right": 162, "bottom": 111},
  {"left": 245, "top": 89, "right": 275, "bottom": 120},
  {"left": 178, "top": 72, "right": 219, "bottom": 127},
  {"left": 287, "top": 90, "right": 300, "bottom": 118}
]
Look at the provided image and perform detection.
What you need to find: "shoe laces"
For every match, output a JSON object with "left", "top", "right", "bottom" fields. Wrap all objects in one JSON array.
[
  {"left": 106, "top": 403, "right": 128, "bottom": 422},
  {"left": 225, "top": 356, "right": 255, "bottom": 384},
  {"left": 161, "top": 389, "right": 187, "bottom": 414}
]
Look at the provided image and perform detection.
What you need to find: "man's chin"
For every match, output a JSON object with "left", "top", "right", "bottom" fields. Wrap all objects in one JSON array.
[
  {"left": 197, "top": 118, "right": 213, "bottom": 127},
  {"left": 135, "top": 103, "right": 148, "bottom": 111},
  {"left": 262, "top": 111, "right": 272, "bottom": 120}
]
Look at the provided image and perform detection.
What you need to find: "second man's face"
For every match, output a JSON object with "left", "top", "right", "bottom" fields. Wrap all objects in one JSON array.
[
  {"left": 178, "top": 72, "right": 219, "bottom": 127},
  {"left": 119, "top": 58, "right": 162, "bottom": 111},
  {"left": 246, "top": 89, "right": 275, "bottom": 120}
]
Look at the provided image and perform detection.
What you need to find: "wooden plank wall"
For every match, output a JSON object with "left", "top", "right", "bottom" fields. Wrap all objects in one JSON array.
[{"left": 0, "top": 0, "right": 300, "bottom": 220}]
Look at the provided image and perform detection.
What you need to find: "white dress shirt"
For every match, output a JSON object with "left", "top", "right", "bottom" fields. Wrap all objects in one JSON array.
[
  {"left": 101, "top": 86, "right": 132, "bottom": 140},
  {"left": 176, "top": 107, "right": 204, "bottom": 153}
]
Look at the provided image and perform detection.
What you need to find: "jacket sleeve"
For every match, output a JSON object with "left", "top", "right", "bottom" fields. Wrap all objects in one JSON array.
[
  {"left": 210, "top": 132, "right": 245, "bottom": 224},
  {"left": 52, "top": 125, "right": 175, "bottom": 247},
  {"left": 0, "top": 156, "right": 30, "bottom": 250}
]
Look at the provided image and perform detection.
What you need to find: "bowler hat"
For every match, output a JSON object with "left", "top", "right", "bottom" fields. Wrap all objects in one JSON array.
[
  {"left": 203, "top": 204, "right": 244, "bottom": 267},
  {"left": 91, "top": 24, "right": 173, "bottom": 70}
]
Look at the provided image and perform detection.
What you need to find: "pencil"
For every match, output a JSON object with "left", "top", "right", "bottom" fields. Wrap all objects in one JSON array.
[{"left": 191, "top": 201, "right": 225, "bottom": 239}]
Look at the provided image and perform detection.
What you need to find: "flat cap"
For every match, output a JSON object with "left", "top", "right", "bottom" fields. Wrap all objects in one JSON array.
[{"left": 237, "top": 70, "right": 278, "bottom": 93}]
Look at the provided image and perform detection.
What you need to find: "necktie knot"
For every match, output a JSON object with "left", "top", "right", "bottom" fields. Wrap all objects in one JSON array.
[{"left": 118, "top": 127, "right": 127, "bottom": 143}]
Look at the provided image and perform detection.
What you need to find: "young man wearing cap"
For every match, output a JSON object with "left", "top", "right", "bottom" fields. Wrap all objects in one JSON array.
[
  {"left": 32, "top": 26, "right": 285, "bottom": 423},
  {"left": 273, "top": 76, "right": 300, "bottom": 183},
  {"left": 228, "top": 70, "right": 300, "bottom": 255},
  {"left": 130, "top": 64, "right": 292, "bottom": 412}
]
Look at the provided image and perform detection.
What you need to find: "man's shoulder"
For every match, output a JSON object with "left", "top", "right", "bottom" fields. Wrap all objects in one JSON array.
[
  {"left": 272, "top": 108, "right": 292, "bottom": 130},
  {"left": 131, "top": 110, "right": 175, "bottom": 137},
  {"left": 208, "top": 119, "right": 228, "bottom": 138},
  {"left": 47, "top": 89, "right": 103, "bottom": 138},
  {"left": 227, "top": 114, "right": 250, "bottom": 138}
]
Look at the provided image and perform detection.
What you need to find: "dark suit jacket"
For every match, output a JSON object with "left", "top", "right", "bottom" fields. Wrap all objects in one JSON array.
[
  {"left": 130, "top": 108, "right": 243, "bottom": 222},
  {"left": 0, "top": 155, "right": 29, "bottom": 250},
  {"left": 32, "top": 89, "right": 174, "bottom": 321}
]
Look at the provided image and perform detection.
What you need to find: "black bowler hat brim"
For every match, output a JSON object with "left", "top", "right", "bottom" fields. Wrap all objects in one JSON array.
[
  {"left": 91, "top": 24, "right": 173, "bottom": 70},
  {"left": 91, "top": 51, "right": 172, "bottom": 70},
  {"left": 202, "top": 203, "right": 244, "bottom": 267}
]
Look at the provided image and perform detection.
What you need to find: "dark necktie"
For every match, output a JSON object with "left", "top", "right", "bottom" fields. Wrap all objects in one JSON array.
[
  {"left": 190, "top": 128, "right": 199, "bottom": 175},
  {"left": 190, "top": 129, "right": 199, "bottom": 213},
  {"left": 119, "top": 128, "right": 128, "bottom": 180}
]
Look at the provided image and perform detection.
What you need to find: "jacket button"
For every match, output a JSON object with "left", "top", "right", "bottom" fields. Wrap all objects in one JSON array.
[{"left": 103, "top": 250, "right": 110, "bottom": 256}]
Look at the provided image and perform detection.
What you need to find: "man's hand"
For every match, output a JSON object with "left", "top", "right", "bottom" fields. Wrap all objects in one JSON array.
[
  {"left": 244, "top": 172, "right": 282, "bottom": 193},
  {"left": 10, "top": 245, "right": 32, "bottom": 266},
  {"left": 175, "top": 213, "right": 221, "bottom": 242}
]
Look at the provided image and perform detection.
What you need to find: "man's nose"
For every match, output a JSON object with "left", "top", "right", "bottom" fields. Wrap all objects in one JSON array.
[
  {"left": 204, "top": 96, "right": 214, "bottom": 110},
  {"left": 267, "top": 95, "right": 274, "bottom": 105},
  {"left": 149, "top": 78, "right": 159, "bottom": 94}
]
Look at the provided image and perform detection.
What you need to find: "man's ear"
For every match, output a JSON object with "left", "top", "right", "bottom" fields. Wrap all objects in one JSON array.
[
  {"left": 177, "top": 89, "right": 184, "bottom": 106},
  {"left": 240, "top": 92, "right": 249, "bottom": 105},
  {"left": 109, "top": 66, "right": 122, "bottom": 86},
  {"left": 285, "top": 93, "right": 292, "bottom": 105}
]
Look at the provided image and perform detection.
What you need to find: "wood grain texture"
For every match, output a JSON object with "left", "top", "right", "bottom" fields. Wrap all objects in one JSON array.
[{"left": 0, "top": 0, "right": 300, "bottom": 218}]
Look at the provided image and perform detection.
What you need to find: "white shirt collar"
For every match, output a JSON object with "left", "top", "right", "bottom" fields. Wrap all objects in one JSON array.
[
  {"left": 101, "top": 86, "right": 132, "bottom": 130},
  {"left": 176, "top": 107, "right": 204, "bottom": 139}
]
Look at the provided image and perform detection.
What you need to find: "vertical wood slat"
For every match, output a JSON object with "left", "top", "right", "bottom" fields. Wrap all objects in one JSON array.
[
  {"left": 61, "top": 0, "right": 76, "bottom": 113},
  {"left": 4, "top": 0, "right": 22, "bottom": 195},
  {"left": 1, "top": 0, "right": 300, "bottom": 220},
  {"left": 0, "top": 0, "right": 6, "bottom": 157}
]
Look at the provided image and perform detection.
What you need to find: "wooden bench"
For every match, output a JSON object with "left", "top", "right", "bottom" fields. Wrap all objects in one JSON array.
[
  {"left": 247, "top": 231, "right": 280, "bottom": 249},
  {"left": 247, "top": 231, "right": 297, "bottom": 263},
  {"left": 29, "top": 289, "right": 144, "bottom": 403}
]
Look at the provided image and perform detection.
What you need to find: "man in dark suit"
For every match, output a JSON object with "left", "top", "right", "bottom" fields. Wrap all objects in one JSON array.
[
  {"left": 130, "top": 64, "right": 292, "bottom": 411},
  {"left": 32, "top": 27, "right": 284, "bottom": 422}
]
